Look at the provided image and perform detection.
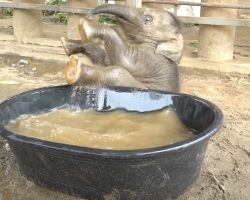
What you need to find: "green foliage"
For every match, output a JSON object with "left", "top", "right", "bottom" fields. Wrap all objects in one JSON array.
[
  {"left": 43, "top": 13, "right": 67, "bottom": 24},
  {"left": 0, "top": 8, "right": 13, "bottom": 18},
  {"left": 47, "top": 0, "right": 66, "bottom": 6},
  {"left": 43, "top": 0, "right": 67, "bottom": 24},
  {"left": 99, "top": 15, "right": 118, "bottom": 26}
]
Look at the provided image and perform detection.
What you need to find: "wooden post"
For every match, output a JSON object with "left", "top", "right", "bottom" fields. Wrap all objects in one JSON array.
[
  {"left": 198, "top": 0, "right": 238, "bottom": 61},
  {"left": 13, "top": 0, "right": 44, "bottom": 43},
  {"left": 67, "top": 0, "right": 97, "bottom": 40},
  {"left": 125, "top": 0, "right": 142, "bottom": 8}
]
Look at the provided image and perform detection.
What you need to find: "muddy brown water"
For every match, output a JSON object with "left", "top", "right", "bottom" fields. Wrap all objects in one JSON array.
[{"left": 6, "top": 108, "right": 194, "bottom": 150}]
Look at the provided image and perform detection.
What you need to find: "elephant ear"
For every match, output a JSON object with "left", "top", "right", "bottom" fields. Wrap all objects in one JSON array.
[{"left": 155, "top": 34, "right": 184, "bottom": 64}]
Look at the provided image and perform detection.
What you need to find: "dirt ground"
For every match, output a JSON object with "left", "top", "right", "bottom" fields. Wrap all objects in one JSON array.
[{"left": 0, "top": 53, "right": 249, "bottom": 200}]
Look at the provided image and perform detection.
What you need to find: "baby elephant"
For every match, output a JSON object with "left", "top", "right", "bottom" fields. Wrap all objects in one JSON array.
[{"left": 61, "top": 4, "right": 183, "bottom": 92}]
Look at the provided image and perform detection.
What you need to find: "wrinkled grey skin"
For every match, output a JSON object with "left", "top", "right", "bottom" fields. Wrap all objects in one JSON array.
[{"left": 62, "top": 4, "right": 183, "bottom": 91}]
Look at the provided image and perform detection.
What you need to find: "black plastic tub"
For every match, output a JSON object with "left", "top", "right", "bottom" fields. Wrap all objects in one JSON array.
[{"left": 0, "top": 85, "right": 223, "bottom": 200}]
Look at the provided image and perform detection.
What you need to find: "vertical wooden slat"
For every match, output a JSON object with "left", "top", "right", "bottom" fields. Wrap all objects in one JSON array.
[
  {"left": 13, "top": 0, "right": 44, "bottom": 43},
  {"left": 198, "top": 0, "right": 238, "bottom": 61},
  {"left": 125, "top": 0, "right": 142, "bottom": 8}
]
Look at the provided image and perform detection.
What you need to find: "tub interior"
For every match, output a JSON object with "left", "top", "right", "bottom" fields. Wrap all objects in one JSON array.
[{"left": 0, "top": 85, "right": 215, "bottom": 139}]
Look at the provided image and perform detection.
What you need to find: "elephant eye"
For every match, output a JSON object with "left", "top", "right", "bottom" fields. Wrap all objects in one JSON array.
[{"left": 143, "top": 15, "right": 153, "bottom": 24}]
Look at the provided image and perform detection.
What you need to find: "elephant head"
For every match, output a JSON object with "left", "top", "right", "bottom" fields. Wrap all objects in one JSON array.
[
  {"left": 62, "top": 5, "right": 182, "bottom": 91},
  {"left": 88, "top": 4, "right": 183, "bottom": 64}
]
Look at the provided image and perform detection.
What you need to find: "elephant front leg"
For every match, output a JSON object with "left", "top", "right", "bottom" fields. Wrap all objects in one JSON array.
[
  {"left": 79, "top": 18, "right": 126, "bottom": 54},
  {"left": 61, "top": 37, "right": 86, "bottom": 56},
  {"left": 65, "top": 55, "right": 146, "bottom": 89},
  {"left": 60, "top": 37, "right": 110, "bottom": 66}
]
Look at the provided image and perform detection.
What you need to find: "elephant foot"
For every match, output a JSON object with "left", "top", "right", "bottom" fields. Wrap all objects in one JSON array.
[
  {"left": 65, "top": 55, "right": 82, "bottom": 84},
  {"left": 78, "top": 18, "right": 90, "bottom": 42},
  {"left": 65, "top": 55, "right": 103, "bottom": 86}
]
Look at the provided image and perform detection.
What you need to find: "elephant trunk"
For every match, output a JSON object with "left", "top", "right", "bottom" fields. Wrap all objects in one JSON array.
[{"left": 88, "top": 4, "right": 139, "bottom": 23}]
